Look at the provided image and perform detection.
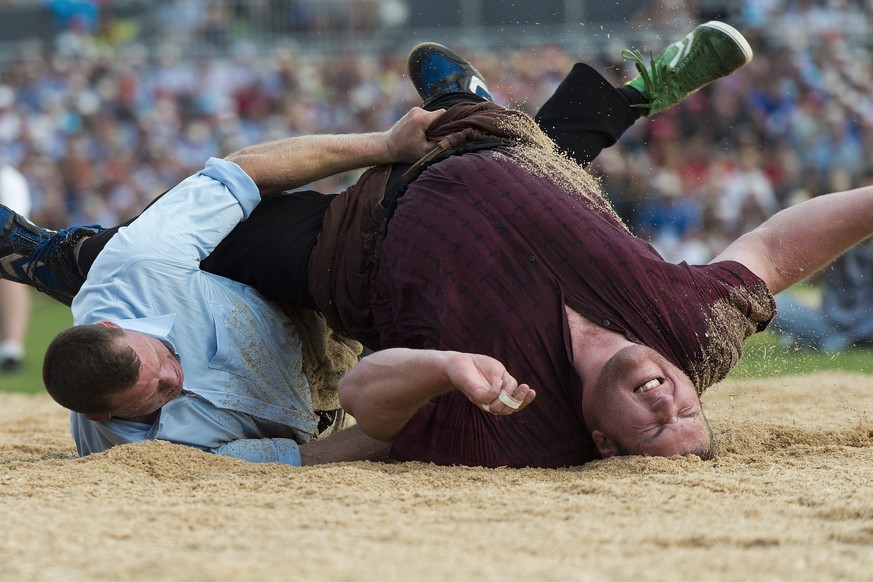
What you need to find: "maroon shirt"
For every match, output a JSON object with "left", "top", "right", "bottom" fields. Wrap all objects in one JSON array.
[{"left": 373, "top": 148, "right": 774, "bottom": 468}]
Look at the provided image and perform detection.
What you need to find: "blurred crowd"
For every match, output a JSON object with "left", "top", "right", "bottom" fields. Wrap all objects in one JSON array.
[{"left": 0, "top": 0, "right": 871, "bottom": 265}]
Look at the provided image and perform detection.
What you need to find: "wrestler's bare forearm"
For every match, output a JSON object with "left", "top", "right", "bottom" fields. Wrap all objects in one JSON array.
[
  {"left": 224, "top": 107, "right": 443, "bottom": 195},
  {"left": 337, "top": 348, "right": 535, "bottom": 441},
  {"left": 711, "top": 185, "right": 873, "bottom": 295},
  {"left": 298, "top": 426, "right": 392, "bottom": 465}
]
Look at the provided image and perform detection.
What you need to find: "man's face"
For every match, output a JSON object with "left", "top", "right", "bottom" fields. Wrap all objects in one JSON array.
[
  {"left": 587, "top": 344, "right": 712, "bottom": 458},
  {"left": 97, "top": 329, "right": 185, "bottom": 421}
]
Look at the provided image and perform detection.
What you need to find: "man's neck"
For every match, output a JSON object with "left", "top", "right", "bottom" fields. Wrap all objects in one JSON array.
[
  {"left": 117, "top": 411, "right": 160, "bottom": 424},
  {"left": 564, "top": 305, "right": 633, "bottom": 385}
]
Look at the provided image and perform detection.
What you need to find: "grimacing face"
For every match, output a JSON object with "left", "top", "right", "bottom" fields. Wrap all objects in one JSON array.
[
  {"left": 587, "top": 344, "right": 714, "bottom": 459},
  {"left": 91, "top": 326, "right": 184, "bottom": 421}
]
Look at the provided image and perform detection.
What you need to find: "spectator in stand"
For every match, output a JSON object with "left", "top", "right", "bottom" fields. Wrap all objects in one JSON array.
[
  {"left": 773, "top": 240, "right": 873, "bottom": 352},
  {"left": 1, "top": 0, "right": 872, "bottom": 269},
  {"left": 772, "top": 168, "right": 873, "bottom": 352},
  {"left": 714, "top": 140, "right": 780, "bottom": 239}
]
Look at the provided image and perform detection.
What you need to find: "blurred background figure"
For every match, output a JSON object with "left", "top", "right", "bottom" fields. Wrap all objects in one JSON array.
[
  {"left": 772, "top": 239, "right": 873, "bottom": 353},
  {"left": 771, "top": 167, "right": 873, "bottom": 353},
  {"left": 0, "top": 141, "right": 32, "bottom": 374}
]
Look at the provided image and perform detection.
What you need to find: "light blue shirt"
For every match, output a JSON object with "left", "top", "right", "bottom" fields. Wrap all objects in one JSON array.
[{"left": 69, "top": 157, "right": 316, "bottom": 465}]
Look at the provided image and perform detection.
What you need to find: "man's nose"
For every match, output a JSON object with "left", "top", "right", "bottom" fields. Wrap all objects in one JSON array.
[{"left": 653, "top": 394, "right": 679, "bottom": 423}]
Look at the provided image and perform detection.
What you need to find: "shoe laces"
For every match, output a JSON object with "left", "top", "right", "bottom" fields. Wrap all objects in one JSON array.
[{"left": 622, "top": 48, "right": 677, "bottom": 111}]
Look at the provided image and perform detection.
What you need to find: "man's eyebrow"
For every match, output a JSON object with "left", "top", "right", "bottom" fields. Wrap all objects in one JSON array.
[{"left": 644, "top": 424, "right": 668, "bottom": 443}]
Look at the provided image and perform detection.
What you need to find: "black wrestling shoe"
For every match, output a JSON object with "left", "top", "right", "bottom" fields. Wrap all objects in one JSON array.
[
  {"left": 407, "top": 42, "right": 493, "bottom": 102},
  {"left": 0, "top": 204, "right": 98, "bottom": 306}
]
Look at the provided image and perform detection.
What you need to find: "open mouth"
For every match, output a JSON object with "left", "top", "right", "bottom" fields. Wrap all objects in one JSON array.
[{"left": 634, "top": 377, "right": 664, "bottom": 393}]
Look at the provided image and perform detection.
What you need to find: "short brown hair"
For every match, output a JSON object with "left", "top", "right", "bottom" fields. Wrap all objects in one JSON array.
[{"left": 42, "top": 324, "right": 141, "bottom": 414}]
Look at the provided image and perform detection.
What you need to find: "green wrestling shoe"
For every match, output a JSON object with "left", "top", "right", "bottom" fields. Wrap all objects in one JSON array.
[{"left": 623, "top": 20, "right": 753, "bottom": 116}]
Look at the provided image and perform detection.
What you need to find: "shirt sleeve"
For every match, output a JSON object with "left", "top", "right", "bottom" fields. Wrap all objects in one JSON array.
[
  {"left": 693, "top": 260, "right": 776, "bottom": 332},
  {"left": 210, "top": 439, "right": 302, "bottom": 465},
  {"left": 103, "top": 157, "right": 261, "bottom": 265},
  {"left": 70, "top": 394, "right": 305, "bottom": 466},
  {"left": 70, "top": 412, "right": 151, "bottom": 456}
]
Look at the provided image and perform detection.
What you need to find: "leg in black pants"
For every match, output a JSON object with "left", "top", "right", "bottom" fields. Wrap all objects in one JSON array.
[
  {"left": 535, "top": 63, "right": 644, "bottom": 166},
  {"left": 78, "top": 189, "right": 334, "bottom": 310}
]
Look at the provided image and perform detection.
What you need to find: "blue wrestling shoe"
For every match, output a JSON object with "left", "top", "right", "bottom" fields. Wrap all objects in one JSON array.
[
  {"left": 0, "top": 204, "right": 97, "bottom": 306},
  {"left": 407, "top": 42, "right": 493, "bottom": 102}
]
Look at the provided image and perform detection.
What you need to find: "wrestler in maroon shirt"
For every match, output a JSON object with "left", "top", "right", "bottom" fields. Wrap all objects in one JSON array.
[
  {"left": 353, "top": 146, "right": 771, "bottom": 468},
  {"left": 338, "top": 114, "right": 873, "bottom": 467},
  {"left": 336, "top": 34, "right": 873, "bottom": 467}
]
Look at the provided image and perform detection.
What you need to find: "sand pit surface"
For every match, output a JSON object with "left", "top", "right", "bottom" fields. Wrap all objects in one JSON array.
[{"left": 2, "top": 372, "right": 872, "bottom": 581}]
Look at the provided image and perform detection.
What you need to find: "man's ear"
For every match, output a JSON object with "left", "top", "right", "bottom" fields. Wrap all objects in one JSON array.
[
  {"left": 591, "top": 429, "right": 618, "bottom": 458},
  {"left": 97, "top": 321, "right": 120, "bottom": 329}
]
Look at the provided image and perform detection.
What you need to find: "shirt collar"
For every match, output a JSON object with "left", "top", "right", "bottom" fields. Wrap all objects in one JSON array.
[
  {"left": 113, "top": 313, "right": 176, "bottom": 337},
  {"left": 113, "top": 314, "right": 179, "bottom": 357}
]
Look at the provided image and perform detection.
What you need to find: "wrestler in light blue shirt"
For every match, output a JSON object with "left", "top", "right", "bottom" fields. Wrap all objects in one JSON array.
[{"left": 69, "top": 157, "right": 316, "bottom": 465}]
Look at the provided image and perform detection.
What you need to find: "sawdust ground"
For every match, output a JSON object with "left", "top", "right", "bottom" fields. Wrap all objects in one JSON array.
[{"left": 2, "top": 372, "right": 872, "bottom": 581}]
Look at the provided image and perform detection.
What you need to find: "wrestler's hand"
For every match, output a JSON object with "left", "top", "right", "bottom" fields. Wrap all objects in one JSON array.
[
  {"left": 382, "top": 106, "right": 445, "bottom": 163},
  {"left": 445, "top": 352, "right": 536, "bottom": 415}
]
